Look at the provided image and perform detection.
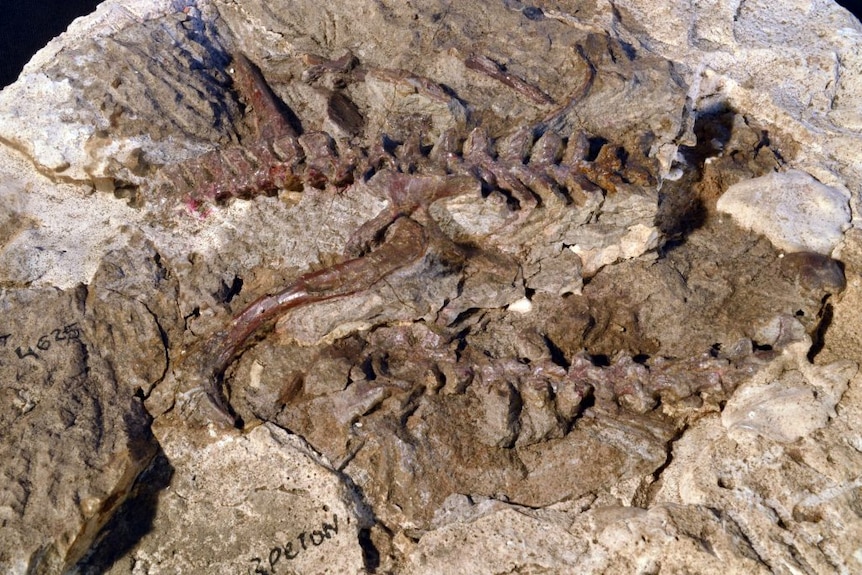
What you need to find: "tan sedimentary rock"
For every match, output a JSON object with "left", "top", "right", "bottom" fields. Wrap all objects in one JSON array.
[{"left": 0, "top": 0, "right": 860, "bottom": 573}]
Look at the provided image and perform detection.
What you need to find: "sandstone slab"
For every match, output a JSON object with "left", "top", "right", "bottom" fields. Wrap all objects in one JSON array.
[
  {"left": 95, "top": 423, "right": 365, "bottom": 575},
  {"left": 0, "top": 0, "right": 860, "bottom": 574}
]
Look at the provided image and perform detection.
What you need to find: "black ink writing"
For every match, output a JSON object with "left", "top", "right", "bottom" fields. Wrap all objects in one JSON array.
[
  {"left": 309, "top": 530, "right": 325, "bottom": 546},
  {"left": 37, "top": 334, "right": 52, "bottom": 351},
  {"left": 15, "top": 346, "right": 38, "bottom": 359},
  {"left": 5, "top": 322, "right": 82, "bottom": 361},
  {"left": 248, "top": 514, "right": 340, "bottom": 574},
  {"left": 61, "top": 322, "right": 82, "bottom": 340}
]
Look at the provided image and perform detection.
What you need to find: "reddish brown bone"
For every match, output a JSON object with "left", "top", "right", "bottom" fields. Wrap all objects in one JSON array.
[
  {"left": 184, "top": 216, "right": 429, "bottom": 423},
  {"left": 465, "top": 54, "right": 556, "bottom": 106},
  {"left": 231, "top": 53, "right": 298, "bottom": 142}
]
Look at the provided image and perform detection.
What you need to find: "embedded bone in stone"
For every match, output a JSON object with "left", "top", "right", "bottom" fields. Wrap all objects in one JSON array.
[{"left": 0, "top": 0, "right": 861, "bottom": 573}]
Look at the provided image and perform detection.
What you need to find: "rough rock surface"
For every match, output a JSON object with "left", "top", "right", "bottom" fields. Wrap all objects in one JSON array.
[
  {"left": 716, "top": 169, "right": 851, "bottom": 255},
  {"left": 92, "top": 422, "right": 366, "bottom": 574},
  {"left": 0, "top": 0, "right": 861, "bottom": 573}
]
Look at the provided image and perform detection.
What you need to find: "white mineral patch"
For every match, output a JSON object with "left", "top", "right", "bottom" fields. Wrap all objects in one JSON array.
[
  {"left": 716, "top": 170, "right": 850, "bottom": 255},
  {"left": 507, "top": 297, "right": 533, "bottom": 314}
]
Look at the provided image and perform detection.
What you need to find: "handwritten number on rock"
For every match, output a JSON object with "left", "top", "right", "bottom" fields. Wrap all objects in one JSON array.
[{"left": 9, "top": 322, "right": 82, "bottom": 361}]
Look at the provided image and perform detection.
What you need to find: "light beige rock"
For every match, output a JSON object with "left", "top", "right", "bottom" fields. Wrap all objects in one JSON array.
[
  {"left": 0, "top": 0, "right": 231, "bottom": 185},
  {"left": 406, "top": 497, "right": 770, "bottom": 574},
  {"left": 655, "top": 383, "right": 862, "bottom": 574},
  {"left": 0, "top": 1, "right": 861, "bottom": 574},
  {"left": 614, "top": 0, "right": 862, "bottom": 199},
  {"left": 716, "top": 170, "right": 851, "bottom": 255},
  {"left": 103, "top": 422, "right": 365, "bottom": 575},
  {"left": 0, "top": 148, "right": 139, "bottom": 288},
  {"left": 722, "top": 342, "right": 857, "bottom": 442},
  {"left": 405, "top": 502, "right": 587, "bottom": 575}
]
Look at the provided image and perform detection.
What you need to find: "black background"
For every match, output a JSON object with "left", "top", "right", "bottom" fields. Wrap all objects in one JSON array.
[
  {"left": 0, "top": 0, "right": 103, "bottom": 88},
  {"left": 1, "top": 0, "right": 862, "bottom": 88}
]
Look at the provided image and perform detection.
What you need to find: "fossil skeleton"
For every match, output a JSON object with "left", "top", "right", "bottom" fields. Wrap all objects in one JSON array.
[{"left": 150, "top": 46, "right": 661, "bottom": 426}]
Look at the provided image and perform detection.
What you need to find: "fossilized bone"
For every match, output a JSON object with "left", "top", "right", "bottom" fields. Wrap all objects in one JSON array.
[{"left": 153, "top": 46, "right": 657, "bottom": 426}]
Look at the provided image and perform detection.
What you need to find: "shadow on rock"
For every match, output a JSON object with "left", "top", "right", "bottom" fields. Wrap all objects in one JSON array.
[{"left": 75, "top": 448, "right": 174, "bottom": 573}]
